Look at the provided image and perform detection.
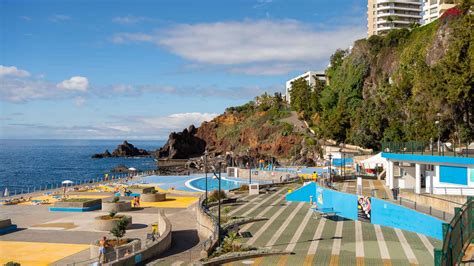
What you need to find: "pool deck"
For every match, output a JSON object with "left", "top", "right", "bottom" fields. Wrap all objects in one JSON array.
[
  {"left": 0, "top": 189, "right": 201, "bottom": 265},
  {"left": 216, "top": 185, "right": 441, "bottom": 266}
]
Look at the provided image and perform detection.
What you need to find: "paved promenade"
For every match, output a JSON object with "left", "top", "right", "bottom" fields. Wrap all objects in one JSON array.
[
  {"left": 0, "top": 192, "right": 200, "bottom": 265},
  {"left": 227, "top": 187, "right": 440, "bottom": 265}
]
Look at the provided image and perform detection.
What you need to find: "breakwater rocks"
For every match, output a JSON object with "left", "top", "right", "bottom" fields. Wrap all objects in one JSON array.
[{"left": 92, "top": 141, "right": 150, "bottom": 158}]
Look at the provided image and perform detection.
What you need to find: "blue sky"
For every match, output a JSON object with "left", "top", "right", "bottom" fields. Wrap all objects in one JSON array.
[{"left": 0, "top": 0, "right": 367, "bottom": 139}]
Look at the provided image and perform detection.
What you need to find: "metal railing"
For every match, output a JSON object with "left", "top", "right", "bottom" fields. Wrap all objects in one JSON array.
[
  {"left": 1, "top": 170, "right": 158, "bottom": 200},
  {"left": 396, "top": 196, "right": 454, "bottom": 221},
  {"left": 433, "top": 187, "right": 474, "bottom": 196},
  {"left": 435, "top": 197, "right": 474, "bottom": 265},
  {"left": 382, "top": 141, "right": 473, "bottom": 157}
]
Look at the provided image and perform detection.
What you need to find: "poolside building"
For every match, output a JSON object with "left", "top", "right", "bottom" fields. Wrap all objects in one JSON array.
[
  {"left": 382, "top": 152, "right": 474, "bottom": 195},
  {"left": 285, "top": 71, "right": 326, "bottom": 103}
]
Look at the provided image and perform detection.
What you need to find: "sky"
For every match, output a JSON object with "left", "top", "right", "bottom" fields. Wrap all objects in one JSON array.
[{"left": 0, "top": 0, "right": 367, "bottom": 140}]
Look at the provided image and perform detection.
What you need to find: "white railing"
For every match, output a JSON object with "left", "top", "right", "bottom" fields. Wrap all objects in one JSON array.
[{"left": 433, "top": 187, "right": 474, "bottom": 196}]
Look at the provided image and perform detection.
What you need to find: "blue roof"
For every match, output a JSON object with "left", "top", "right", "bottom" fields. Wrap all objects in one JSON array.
[{"left": 381, "top": 153, "right": 474, "bottom": 166}]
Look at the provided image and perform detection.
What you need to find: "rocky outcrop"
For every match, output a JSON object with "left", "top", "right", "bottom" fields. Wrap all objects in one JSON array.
[
  {"left": 92, "top": 149, "right": 112, "bottom": 158},
  {"left": 157, "top": 125, "right": 206, "bottom": 159},
  {"left": 92, "top": 141, "right": 150, "bottom": 158}
]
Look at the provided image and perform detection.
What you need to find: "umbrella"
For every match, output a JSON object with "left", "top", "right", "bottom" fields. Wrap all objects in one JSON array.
[
  {"left": 128, "top": 167, "right": 137, "bottom": 171},
  {"left": 3, "top": 187, "right": 9, "bottom": 197},
  {"left": 62, "top": 180, "right": 74, "bottom": 185}
]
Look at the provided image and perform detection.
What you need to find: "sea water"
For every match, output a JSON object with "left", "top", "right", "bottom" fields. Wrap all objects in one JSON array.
[{"left": 0, "top": 139, "right": 165, "bottom": 194}]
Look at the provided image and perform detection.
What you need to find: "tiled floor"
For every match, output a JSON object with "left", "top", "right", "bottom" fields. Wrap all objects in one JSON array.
[{"left": 224, "top": 187, "right": 441, "bottom": 266}]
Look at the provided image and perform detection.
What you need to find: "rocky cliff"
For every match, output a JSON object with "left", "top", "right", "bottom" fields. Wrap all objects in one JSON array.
[
  {"left": 157, "top": 95, "right": 320, "bottom": 164},
  {"left": 157, "top": 125, "right": 206, "bottom": 159}
]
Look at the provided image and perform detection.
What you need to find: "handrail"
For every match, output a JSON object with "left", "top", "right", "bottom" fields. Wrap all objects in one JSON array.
[
  {"left": 436, "top": 197, "right": 474, "bottom": 265},
  {"left": 433, "top": 187, "right": 474, "bottom": 196}
]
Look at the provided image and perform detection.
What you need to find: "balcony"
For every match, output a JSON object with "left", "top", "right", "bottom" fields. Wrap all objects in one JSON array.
[
  {"left": 378, "top": 12, "right": 422, "bottom": 19},
  {"left": 377, "top": 6, "right": 422, "bottom": 13}
]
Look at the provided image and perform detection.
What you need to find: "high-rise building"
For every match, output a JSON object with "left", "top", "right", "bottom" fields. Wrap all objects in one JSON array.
[
  {"left": 285, "top": 71, "right": 326, "bottom": 104},
  {"left": 368, "top": 0, "right": 422, "bottom": 37},
  {"left": 422, "top": 0, "right": 456, "bottom": 24}
]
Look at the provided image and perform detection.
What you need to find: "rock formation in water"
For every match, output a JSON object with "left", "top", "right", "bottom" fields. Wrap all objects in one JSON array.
[{"left": 92, "top": 141, "right": 150, "bottom": 158}]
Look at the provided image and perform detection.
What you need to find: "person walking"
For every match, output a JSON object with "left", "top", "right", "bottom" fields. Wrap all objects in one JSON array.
[{"left": 98, "top": 236, "right": 108, "bottom": 263}]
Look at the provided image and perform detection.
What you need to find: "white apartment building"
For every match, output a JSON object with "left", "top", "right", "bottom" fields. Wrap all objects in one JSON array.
[
  {"left": 285, "top": 71, "right": 326, "bottom": 103},
  {"left": 368, "top": 0, "right": 422, "bottom": 36},
  {"left": 422, "top": 0, "right": 456, "bottom": 24}
]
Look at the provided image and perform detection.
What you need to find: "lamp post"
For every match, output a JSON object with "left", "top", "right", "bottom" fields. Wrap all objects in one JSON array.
[
  {"left": 211, "top": 162, "right": 222, "bottom": 246},
  {"left": 247, "top": 149, "right": 252, "bottom": 185},
  {"left": 342, "top": 152, "right": 346, "bottom": 179},
  {"left": 328, "top": 154, "right": 333, "bottom": 187},
  {"left": 204, "top": 150, "right": 208, "bottom": 207},
  {"left": 435, "top": 113, "right": 441, "bottom": 154}
]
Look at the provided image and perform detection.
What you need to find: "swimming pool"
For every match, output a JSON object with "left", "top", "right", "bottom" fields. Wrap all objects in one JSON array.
[
  {"left": 131, "top": 174, "right": 271, "bottom": 192},
  {"left": 185, "top": 176, "right": 248, "bottom": 192}
]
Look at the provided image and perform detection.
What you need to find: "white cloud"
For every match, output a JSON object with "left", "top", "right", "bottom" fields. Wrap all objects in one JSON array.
[
  {"left": 112, "top": 19, "right": 365, "bottom": 74},
  {"left": 0, "top": 65, "right": 30, "bottom": 77},
  {"left": 112, "top": 16, "right": 151, "bottom": 25},
  {"left": 57, "top": 76, "right": 89, "bottom": 91},
  {"left": 3, "top": 112, "right": 218, "bottom": 139},
  {"left": 139, "top": 112, "right": 218, "bottom": 130},
  {"left": 0, "top": 76, "right": 55, "bottom": 102},
  {"left": 20, "top": 16, "right": 32, "bottom": 21},
  {"left": 229, "top": 63, "right": 304, "bottom": 76},
  {"left": 49, "top": 14, "right": 71, "bottom": 22},
  {"left": 111, "top": 33, "right": 154, "bottom": 44}
]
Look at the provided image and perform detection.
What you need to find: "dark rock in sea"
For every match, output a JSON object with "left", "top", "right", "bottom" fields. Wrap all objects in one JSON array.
[
  {"left": 92, "top": 149, "right": 112, "bottom": 158},
  {"left": 92, "top": 141, "right": 150, "bottom": 158},
  {"left": 111, "top": 140, "right": 150, "bottom": 157},
  {"left": 157, "top": 125, "right": 206, "bottom": 159}
]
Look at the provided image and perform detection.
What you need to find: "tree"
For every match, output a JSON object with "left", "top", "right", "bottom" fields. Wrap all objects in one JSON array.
[
  {"left": 290, "top": 78, "right": 311, "bottom": 117},
  {"left": 110, "top": 217, "right": 130, "bottom": 244}
]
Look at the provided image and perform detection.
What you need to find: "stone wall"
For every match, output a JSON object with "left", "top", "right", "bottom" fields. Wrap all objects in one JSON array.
[
  {"left": 101, "top": 201, "right": 132, "bottom": 212},
  {"left": 93, "top": 215, "right": 133, "bottom": 231},
  {"left": 0, "top": 219, "right": 12, "bottom": 229},
  {"left": 129, "top": 186, "right": 155, "bottom": 194},
  {"left": 195, "top": 196, "right": 218, "bottom": 256},
  {"left": 227, "top": 167, "right": 297, "bottom": 182},
  {"left": 141, "top": 193, "right": 166, "bottom": 202},
  {"left": 104, "top": 209, "right": 172, "bottom": 265},
  {"left": 54, "top": 198, "right": 102, "bottom": 208},
  {"left": 399, "top": 191, "right": 466, "bottom": 214}
]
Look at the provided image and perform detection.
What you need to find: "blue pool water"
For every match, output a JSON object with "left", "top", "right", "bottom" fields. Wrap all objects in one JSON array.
[
  {"left": 133, "top": 175, "right": 197, "bottom": 191},
  {"left": 188, "top": 177, "right": 243, "bottom": 192},
  {"left": 134, "top": 174, "right": 272, "bottom": 192}
]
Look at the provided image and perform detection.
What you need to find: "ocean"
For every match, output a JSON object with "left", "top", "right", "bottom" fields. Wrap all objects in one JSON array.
[{"left": 0, "top": 139, "right": 165, "bottom": 195}]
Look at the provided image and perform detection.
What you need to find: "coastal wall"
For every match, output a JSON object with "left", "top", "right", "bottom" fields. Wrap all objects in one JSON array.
[{"left": 286, "top": 182, "right": 444, "bottom": 239}]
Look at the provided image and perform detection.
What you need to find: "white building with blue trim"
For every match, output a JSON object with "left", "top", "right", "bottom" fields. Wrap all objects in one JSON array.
[{"left": 382, "top": 153, "right": 474, "bottom": 195}]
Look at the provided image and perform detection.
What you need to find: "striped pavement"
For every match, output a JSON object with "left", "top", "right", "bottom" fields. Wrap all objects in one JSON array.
[{"left": 226, "top": 186, "right": 441, "bottom": 266}]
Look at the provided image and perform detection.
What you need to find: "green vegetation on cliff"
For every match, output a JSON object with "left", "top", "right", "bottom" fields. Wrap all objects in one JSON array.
[
  {"left": 196, "top": 92, "right": 309, "bottom": 159},
  {"left": 290, "top": 5, "right": 473, "bottom": 149}
]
